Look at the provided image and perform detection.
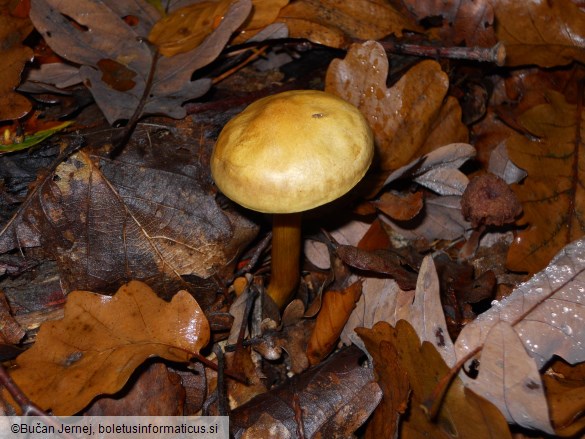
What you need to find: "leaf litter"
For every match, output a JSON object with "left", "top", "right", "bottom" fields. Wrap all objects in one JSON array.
[{"left": 1, "top": 1, "right": 585, "bottom": 436}]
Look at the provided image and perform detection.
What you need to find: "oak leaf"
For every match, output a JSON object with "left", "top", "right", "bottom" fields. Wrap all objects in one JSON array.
[
  {"left": 506, "top": 90, "right": 585, "bottom": 273},
  {"left": 357, "top": 320, "right": 512, "bottom": 439},
  {"left": 326, "top": 40, "right": 468, "bottom": 172},
  {"left": 8, "top": 280, "right": 210, "bottom": 415},
  {"left": 29, "top": 0, "right": 252, "bottom": 124},
  {"left": 493, "top": 0, "right": 585, "bottom": 67}
]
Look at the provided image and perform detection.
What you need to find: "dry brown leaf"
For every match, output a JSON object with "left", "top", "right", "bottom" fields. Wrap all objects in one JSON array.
[
  {"left": 493, "top": 0, "right": 585, "bottom": 67},
  {"left": 402, "top": 0, "right": 496, "bottom": 47},
  {"left": 0, "top": 149, "right": 257, "bottom": 300},
  {"left": 326, "top": 40, "right": 468, "bottom": 172},
  {"left": 7, "top": 280, "right": 210, "bottom": 415},
  {"left": 277, "top": 0, "right": 418, "bottom": 49},
  {"left": 373, "top": 191, "right": 423, "bottom": 221},
  {"left": 85, "top": 362, "right": 185, "bottom": 415},
  {"left": 231, "top": 345, "right": 381, "bottom": 438},
  {"left": 357, "top": 320, "right": 513, "bottom": 439},
  {"left": 0, "top": 9, "right": 33, "bottom": 121},
  {"left": 544, "top": 368, "right": 585, "bottom": 437},
  {"left": 506, "top": 90, "right": 585, "bottom": 273},
  {"left": 306, "top": 280, "right": 362, "bottom": 365}
]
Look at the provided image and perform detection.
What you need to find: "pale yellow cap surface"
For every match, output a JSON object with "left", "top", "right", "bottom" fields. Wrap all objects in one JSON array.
[{"left": 211, "top": 90, "right": 374, "bottom": 213}]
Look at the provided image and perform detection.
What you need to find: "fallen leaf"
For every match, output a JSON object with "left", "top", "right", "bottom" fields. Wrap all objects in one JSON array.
[
  {"left": 465, "top": 321, "right": 554, "bottom": 433},
  {"left": 326, "top": 41, "right": 468, "bottom": 172},
  {"left": 0, "top": 121, "right": 72, "bottom": 154},
  {"left": 0, "top": 290, "right": 24, "bottom": 344},
  {"left": 506, "top": 90, "right": 585, "bottom": 273},
  {"left": 231, "top": 345, "right": 382, "bottom": 438},
  {"left": 0, "top": 8, "right": 33, "bottom": 121},
  {"left": 85, "top": 361, "right": 185, "bottom": 415},
  {"left": 402, "top": 0, "right": 496, "bottom": 47},
  {"left": 488, "top": 141, "right": 527, "bottom": 185},
  {"left": 0, "top": 149, "right": 257, "bottom": 299},
  {"left": 7, "top": 280, "right": 209, "bottom": 415},
  {"left": 277, "top": 0, "right": 418, "bottom": 49},
  {"left": 306, "top": 280, "right": 362, "bottom": 365},
  {"left": 456, "top": 236, "right": 585, "bottom": 369},
  {"left": 373, "top": 191, "right": 423, "bottom": 222},
  {"left": 493, "top": 0, "right": 585, "bottom": 67},
  {"left": 30, "top": 0, "right": 252, "bottom": 124},
  {"left": 544, "top": 366, "right": 585, "bottom": 437},
  {"left": 357, "top": 320, "right": 513, "bottom": 439}
]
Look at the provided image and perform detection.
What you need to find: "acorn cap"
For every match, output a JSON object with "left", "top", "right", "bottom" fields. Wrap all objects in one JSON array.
[{"left": 211, "top": 90, "right": 374, "bottom": 214}]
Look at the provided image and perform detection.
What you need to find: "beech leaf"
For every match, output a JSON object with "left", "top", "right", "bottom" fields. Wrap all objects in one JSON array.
[
  {"left": 506, "top": 90, "right": 585, "bottom": 273},
  {"left": 456, "top": 236, "right": 585, "bottom": 369},
  {"left": 465, "top": 321, "right": 554, "bottom": 434},
  {"left": 29, "top": 0, "right": 252, "bottom": 124},
  {"left": 8, "top": 280, "right": 210, "bottom": 415}
]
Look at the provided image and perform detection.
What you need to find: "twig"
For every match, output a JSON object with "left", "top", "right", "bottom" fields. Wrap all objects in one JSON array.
[
  {"left": 234, "top": 233, "right": 272, "bottom": 279},
  {"left": 212, "top": 46, "right": 270, "bottom": 85},
  {"left": 371, "top": 40, "right": 506, "bottom": 66},
  {"left": 213, "top": 344, "right": 228, "bottom": 416}
]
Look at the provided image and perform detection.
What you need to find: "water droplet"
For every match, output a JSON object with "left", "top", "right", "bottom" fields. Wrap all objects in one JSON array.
[
  {"left": 551, "top": 312, "right": 557, "bottom": 318},
  {"left": 563, "top": 306, "right": 570, "bottom": 313},
  {"left": 562, "top": 325, "right": 573, "bottom": 336}
]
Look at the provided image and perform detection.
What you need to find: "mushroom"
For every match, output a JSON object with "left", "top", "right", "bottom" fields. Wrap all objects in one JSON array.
[
  {"left": 459, "top": 172, "right": 522, "bottom": 258},
  {"left": 211, "top": 90, "right": 374, "bottom": 308}
]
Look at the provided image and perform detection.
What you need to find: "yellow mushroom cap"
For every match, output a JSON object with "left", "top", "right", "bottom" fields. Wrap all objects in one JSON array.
[{"left": 211, "top": 90, "right": 374, "bottom": 214}]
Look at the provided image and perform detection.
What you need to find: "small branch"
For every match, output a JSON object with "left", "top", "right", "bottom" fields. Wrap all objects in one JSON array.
[{"left": 374, "top": 40, "right": 506, "bottom": 66}]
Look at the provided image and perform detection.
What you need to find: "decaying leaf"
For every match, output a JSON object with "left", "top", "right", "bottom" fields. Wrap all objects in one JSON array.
[
  {"left": 277, "top": 0, "right": 418, "bottom": 49},
  {"left": 30, "top": 0, "right": 252, "bottom": 123},
  {"left": 0, "top": 149, "right": 257, "bottom": 298},
  {"left": 7, "top": 280, "right": 210, "bottom": 415},
  {"left": 357, "top": 320, "right": 513, "bottom": 439},
  {"left": 456, "top": 236, "right": 585, "bottom": 369},
  {"left": 506, "top": 90, "right": 585, "bottom": 273},
  {"left": 326, "top": 40, "right": 468, "bottom": 172},
  {"left": 0, "top": 4, "right": 33, "bottom": 121},
  {"left": 231, "top": 345, "right": 382, "bottom": 438},
  {"left": 493, "top": 0, "right": 585, "bottom": 67}
]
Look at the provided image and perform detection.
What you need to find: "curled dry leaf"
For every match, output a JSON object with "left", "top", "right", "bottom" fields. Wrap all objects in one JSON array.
[
  {"left": 325, "top": 41, "right": 468, "bottom": 172},
  {"left": 506, "top": 90, "right": 585, "bottom": 273},
  {"left": 306, "top": 280, "right": 362, "bottom": 365},
  {"left": 0, "top": 9, "right": 33, "bottom": 121},
  {"left": 30, "top": 0, "right": 252, "bottom": 124},
  {"left": 493, "top": 0, "right": 585, "bottom": 67},
  {"left": 7, "top": 280, "right": 210, "bottom": 415},
  {"left": 277, "top": 0, "right": 418, "bottom": 49}
]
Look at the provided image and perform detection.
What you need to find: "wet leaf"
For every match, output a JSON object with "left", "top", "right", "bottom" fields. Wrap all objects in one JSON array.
[
  {"left": 231, "top": 345, "right": 382, "bottom": 438},
  {"left": 506, "top": 90, "right": 585, "bottom": 273},
  {"left": 30, "top": 0, "right": 252, "bottom": 124},
  {"left": 306, "top": 280, "right": 362, "bottom": 365},
  {"left": 456, "top": 237, "right": 585, "bottom": 369},
  {"left": 277, "top": 0, "right": 418, "bottom": 49},
  {"left": 0, "top": 150, "right": 257, "bottom": 298},
  {"left": 326, "top": 40, "right": 468, "bottom": 172},
  {"left": 0, "top": 8, "right": 33, "bottom": 121},
  {"left": 357, "top": 320, "right": 512, "bottom": 439},
  {"left": 8, "top": 280, "right": 210, "bottom": 415},
  {"left": 493, "top": 0, "right": 585, "bottom": 67},
  {"left": 465, "top": 321, "right": 554, "bottom": 434}
]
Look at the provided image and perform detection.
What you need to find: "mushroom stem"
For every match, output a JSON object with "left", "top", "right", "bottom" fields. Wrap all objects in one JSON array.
[{"left": 267, "top": 212, "right": 302, "bottom": 308}]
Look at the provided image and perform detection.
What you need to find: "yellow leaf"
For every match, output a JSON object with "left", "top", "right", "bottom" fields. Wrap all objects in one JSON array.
[
  {"left": 8, "top": 280, "right": 210, "bottom": 415},
  {"left": 149, "top": 0, "right": 234, "bottom": 57}
]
